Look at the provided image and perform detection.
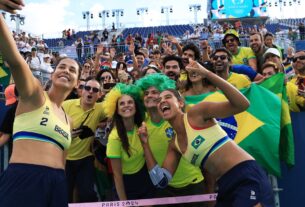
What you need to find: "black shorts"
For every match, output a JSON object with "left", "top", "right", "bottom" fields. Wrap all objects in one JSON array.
[
  {"left": 120, "top": 164, "right": 156, "bottom": 200},
  {"left": 216, "top": 160, "right": 274, "bottom": 207},
  {"left": 0, "top": 163, "right": 68, "bottom": 207}
]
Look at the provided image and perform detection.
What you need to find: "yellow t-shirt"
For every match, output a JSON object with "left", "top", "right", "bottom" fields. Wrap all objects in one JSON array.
[
  {"left": 146, "top": 117, "right": 203, "bottom": 188},
  {"left": 286, "top": 82, "right": 305, "bottom": 112},
  {"left": 227, "top": 72, "right": 251, "bottom": 89},
  {"left": 63, "top": 98, "right": 105, "bottom": 160},
  {"left": 106, "top": 127, "right": 145, "bottom": 174},
  {"left": 232, "top": 47, "right": 256, "bottom": 66}
]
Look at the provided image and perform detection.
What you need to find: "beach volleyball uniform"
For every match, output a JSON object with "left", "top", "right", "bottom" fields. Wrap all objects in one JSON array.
[
  {"left": 227, "top": 72, "right": 251, "bottom": 89},
  {"left": 232, "top": 47, "right": 256, "bottom": 67},
  {"left": 0, "top": 92, "right": 71, "bottom": 207},
  {"left": 146, "top": 117, "right": 205, "bottom": 207},
  {"left": 106, "top": 127, "right": 155, "bottom": 199},
  {"left": 178, "top": 114, "right": 274, "bottom": 207},
  {"left": 63, "top": 99, "right": 105, "bottom": 202}
]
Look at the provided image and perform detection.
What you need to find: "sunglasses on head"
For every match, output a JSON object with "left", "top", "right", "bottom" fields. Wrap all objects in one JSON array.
[
  {"left": 292, "top": 56, "right": 305, "bottom": 63},
  {"left": 225, "top": 38, "right": 235, "bottom": 44},
  {"left": 212, "top": 55, "right": 228, "bottom": 61},
  {"left": 84, "top": 85, "right": 100, "bottom": 93}
]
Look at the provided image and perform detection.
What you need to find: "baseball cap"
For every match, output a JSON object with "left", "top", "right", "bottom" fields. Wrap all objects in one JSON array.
[
  {"left": 263, "top": 48, "right": 281, "bottom": 59},
  {"left": 4, "top": 84, "right": 17, "bottom": 106}
]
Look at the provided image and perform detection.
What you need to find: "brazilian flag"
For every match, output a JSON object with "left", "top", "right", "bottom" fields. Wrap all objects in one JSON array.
[
  {"left": 185, "top": 84, "right": 282, "bottom": 176},
  {"left": 259, "top": 73, "right": 295, "bottom": 168}
]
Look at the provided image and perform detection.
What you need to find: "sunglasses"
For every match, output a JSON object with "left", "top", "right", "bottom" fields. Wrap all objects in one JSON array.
[
  {"left": 84, "top": 85, "right": 100, "bottom": 93},
  {"left": 212, "top": 55, "right": 228, "bottom": 61},
  {"left": 78, "top": 84, "right": 85, "bottom": 89},
  {"left": 292, "top": 56, "right": 305, "bottom": 63},
  {"left": 101, "top": 75, "right": 112, "bottom": 80},
  {"left": 225, "top": 38, "right": 235, "bottom": 44}
]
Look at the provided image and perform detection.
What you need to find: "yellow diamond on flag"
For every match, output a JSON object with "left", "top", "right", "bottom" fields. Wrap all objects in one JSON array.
[
  {"left": 0, "top": 65, "right": 8, "bottom": 78},
  {"left": 234, "top": 112, "right": 264, "bottom": 144}
]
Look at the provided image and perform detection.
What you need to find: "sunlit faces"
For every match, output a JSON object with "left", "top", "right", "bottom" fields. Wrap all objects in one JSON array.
[
  {"left": 292, "top": 51, "right": 305, "bottom": 73},
  {"left": 136, "top": 54, "right": 145, "bottom": 66},
  {"left": 52, "top": 58, "right": 79, "bottom": 90},
  {"left": 81, "top": 80, "right": 101, "bottom": 106},
  {"left": 77, "top": 80, "right": 86, "bottom": 97},
  {"left": 262, "top": 67, "right": 276, "bottom": 78},
  {"left": 145, "top": 68, "right": 158, "bottom": 76},
  {"left": 224, "top": 36, "right": 238, "bottom": 52},
  {"left": 157, "top": 90, "right": 183, "bottom": 120},
  {"left": 182, "top": 49, "right": 195, "bottom": 60},
  {"left": 264, "top": 35, "right": 274, "bottom": 48},
  {"left": 163, "top": 60, "right": 181, "bottom": 81},
  {"left": 143, "top": 87, "right": 160, "bottom": 109},
  {"left": 249, "top": 34, "right": 262, "bottom": 53},
  {"left": 117, "top": 95, "right": 136, "bottom": 118},
  {"left": 100, "top": 72, "right": 114, "bottom": 84},
  {"left": 212, "top": 51, "right": 230, "bottom": 73}
]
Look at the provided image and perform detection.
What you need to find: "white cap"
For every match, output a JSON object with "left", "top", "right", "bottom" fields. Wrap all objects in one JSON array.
[{"left": 263, "top": 48, "right": 281, "bottom": 59}]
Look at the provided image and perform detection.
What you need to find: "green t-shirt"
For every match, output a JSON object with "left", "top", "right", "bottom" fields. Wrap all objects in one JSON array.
[
  {"left": 146, "top": 116, "right": 203, "bottom": 188},
  {"left": 107, "top": 127, "right": 145, "bottom": 174}
]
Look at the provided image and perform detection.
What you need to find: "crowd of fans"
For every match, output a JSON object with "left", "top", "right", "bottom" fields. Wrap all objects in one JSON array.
[{"left": 1, "top": 8, "right": 305, "bottom": 206}]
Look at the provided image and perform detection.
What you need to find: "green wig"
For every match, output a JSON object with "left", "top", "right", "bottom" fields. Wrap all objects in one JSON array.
[{"left": 135, "top": 73, "right": 176, "bottom": 93}]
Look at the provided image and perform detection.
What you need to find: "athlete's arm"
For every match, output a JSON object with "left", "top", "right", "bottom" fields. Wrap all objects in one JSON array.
[
  {"left": 186, "top": 61, "right": 250, "bottom": 122},
  {"left": 0, "top": 2, "right": 44, "bottom": 105},
  {"left": 110, "top": 158, "right": 127, "bottom": 200}
]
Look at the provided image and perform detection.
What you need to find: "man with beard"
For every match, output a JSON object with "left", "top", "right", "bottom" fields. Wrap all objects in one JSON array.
[
  {"left": 249, "top": 32, "right": 268, "bottom": 74},
  {"left": 63, "top": 77, "right": 106, "bottom": 203},
  {"left": 162, "top": 55, "right": 186, "bottom": 92},
  {"left": 222, "top": 30, "right": 257, "bottom": 71},
  {"left": 211, "top": 48, "right": 251, "bottom": 89},
  {"left": 290, "top": 50, "right": 305, "bottom": 98}
]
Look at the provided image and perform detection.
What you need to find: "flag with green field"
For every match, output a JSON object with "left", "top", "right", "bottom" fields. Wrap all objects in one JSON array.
[
  {"left": 259, "top": 73, "right": 295, "bottom": 167},
  {"left": 185, "top": 84, "right": 282, "bottom": 176}
]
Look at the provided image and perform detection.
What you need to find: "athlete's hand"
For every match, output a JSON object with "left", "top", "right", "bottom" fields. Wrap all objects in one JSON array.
[
  {"left": 138, "top": 122, "right": 148, "bottom": 144},
  {"left": 185, "top": 60, "right": 209, "bottom": 78},
  {"left": 0, "top": 0, "right": 24, "bottom": 14}
]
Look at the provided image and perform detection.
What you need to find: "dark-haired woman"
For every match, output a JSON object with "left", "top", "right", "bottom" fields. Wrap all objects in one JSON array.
[
  {"left": 0, "top": 2, "right": 81, "bottom": 206},
  {"left": 139, "top": 61, "right": 274, "bottom": 207},
  {"left": 102, "top": 83, "right": 155, "bottom": 201}
]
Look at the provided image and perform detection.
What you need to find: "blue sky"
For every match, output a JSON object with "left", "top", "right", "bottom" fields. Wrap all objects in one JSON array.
[{"left": 3, "top": 0, "right": 305, "bottom": 38}]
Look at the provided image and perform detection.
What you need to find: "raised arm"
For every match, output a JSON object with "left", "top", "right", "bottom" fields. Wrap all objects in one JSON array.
[
  {"left": 186, "top": 61, "right": 250, "bottom": 121},
  {"left": 0, "top": 2, "right": 43, "bottom": 103},
  {"left": 138, "top": 122, "right": 180, "bottom": 188}
]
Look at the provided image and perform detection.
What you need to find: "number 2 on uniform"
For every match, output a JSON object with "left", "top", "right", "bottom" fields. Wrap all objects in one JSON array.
[{"left": 40, "top": 117, "right": 48, "bottom": 126}]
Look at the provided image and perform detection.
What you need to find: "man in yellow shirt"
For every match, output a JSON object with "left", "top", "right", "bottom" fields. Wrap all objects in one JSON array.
[
  {"left": 222, "top": 29, "right": 257, "bottom": 71},
  {"left": 63, "top": 77, "right": 105, "bottom": 203},
  {"left": 211, "top": 48, "right": 251, "bottom": 89}
]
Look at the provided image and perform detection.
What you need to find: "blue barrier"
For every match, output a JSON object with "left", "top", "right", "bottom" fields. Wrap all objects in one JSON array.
[{"left": 278, "top": 112, "right": 305, "bottom": 207}]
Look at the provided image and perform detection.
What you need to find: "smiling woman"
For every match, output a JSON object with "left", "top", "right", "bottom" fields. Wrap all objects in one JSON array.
[
  {"left": 101, "top": 83, "right": 156, "bottom": 200},
  {"left": 0, "top": 1, "right": 81, "bottom": 206}
]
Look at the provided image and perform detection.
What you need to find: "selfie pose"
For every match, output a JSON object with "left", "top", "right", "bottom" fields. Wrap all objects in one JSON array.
[
  {"left": 138, "top": 61, "right": 274, "bottom": 207},
  {"left": 0, "top": 1, "right": 81, "bottom": 206}
]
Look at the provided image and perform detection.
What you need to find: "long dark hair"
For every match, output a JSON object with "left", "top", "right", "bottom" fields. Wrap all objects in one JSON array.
[{"left": 113, "top": 96, "right": 144, "bottom": 156}]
